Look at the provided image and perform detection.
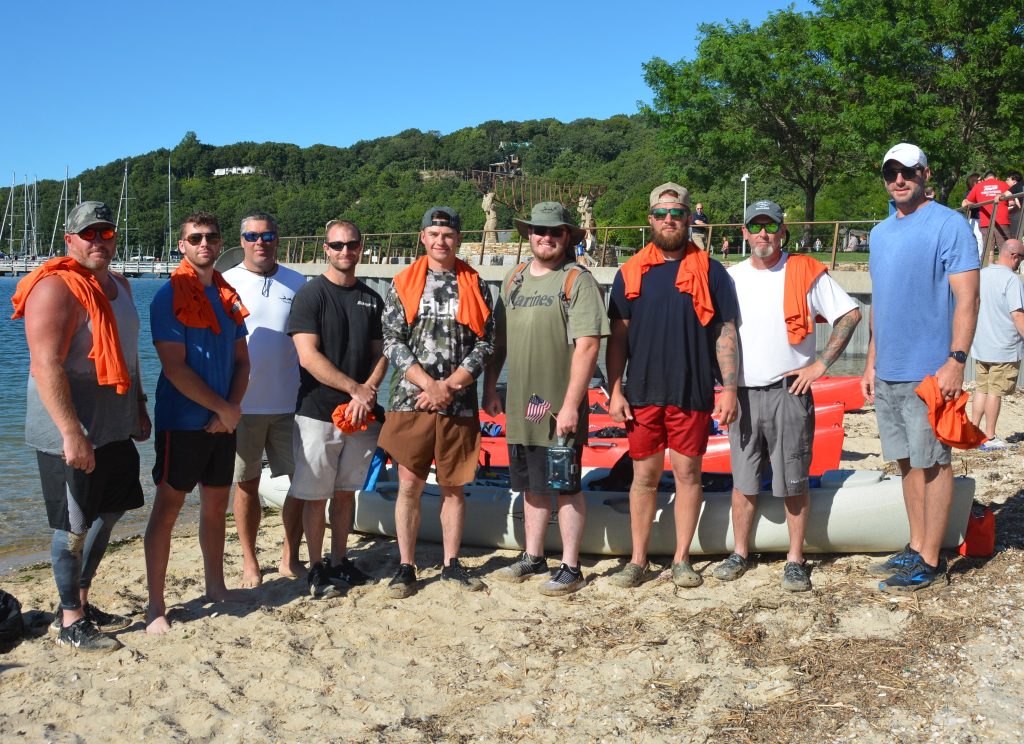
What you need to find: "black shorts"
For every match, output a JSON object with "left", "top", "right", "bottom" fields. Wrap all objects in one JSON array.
[
  {"left": 38, "top": 439, "right": 144, "bottom": 533},
  {"left": 153, "top": 430, "right": 236, "bottom": 492},
  {"left": 508, "top": 443, "right": 583, "bottom": 498}
]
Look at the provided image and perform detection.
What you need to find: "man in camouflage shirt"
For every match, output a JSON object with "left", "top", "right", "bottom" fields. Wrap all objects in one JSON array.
[{"left": 378, "top": 206, "right": 495, "bottom": 598}]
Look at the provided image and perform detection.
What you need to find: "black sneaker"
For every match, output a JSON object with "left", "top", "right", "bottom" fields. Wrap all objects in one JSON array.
[
  {"left": 386, "top": 563, "right": 417, "bottom": 599},
  {"left": 538, "top": 563, "right": 586, "bottom": 597},
  {"left": 55, "top": 618, "right": 122, "bottom": 654},
  {"left": 50, "top": 604, "right": 131, "bottom": 633},
  {"left": 492, "top": 552, "right": 550, "bottom": 583},
  {"left": 867, "top": 544, "right": 918, "bottom": 575},
  {"left": 325, "top": 555, "right": 369, "bottom": 587},
  {"left": 308, "top": 561, "right": 342, "bottom": 600},
  {"left": 440, "top": 558, "right": 486, "bottom": 592}
]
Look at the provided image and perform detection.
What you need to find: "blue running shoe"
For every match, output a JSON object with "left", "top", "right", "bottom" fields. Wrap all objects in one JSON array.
[
  {"left": 867, "top": 544, "right": 918, "bottom": 575},
  {"left": 878, "top": 555, "right": 939, "bottom": 593}
]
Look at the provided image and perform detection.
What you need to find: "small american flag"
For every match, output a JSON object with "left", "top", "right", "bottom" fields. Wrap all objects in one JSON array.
[{"left": 524, "top": 394, "right": 552, "bottom": 423}]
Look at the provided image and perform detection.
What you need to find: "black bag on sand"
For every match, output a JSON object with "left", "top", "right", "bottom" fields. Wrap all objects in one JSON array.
[{"left": 0, "top": 589, "right": 24, "bottom": 652}]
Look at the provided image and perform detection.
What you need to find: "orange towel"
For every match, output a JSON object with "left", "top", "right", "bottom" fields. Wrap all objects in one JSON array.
[
  {"left": 619, "top": 242, "right": 715, "bottom": 326},
  {"left": 914, "top": 376, "right": 987, "bottom": 449},
  {"left": 783, "top": 254, "right": 829, "bottom": 345},
  {"left": 393, "top": 255, "right": 490, "bottom": 338},
  {"left": 332, "top": 403, "right": 377, "bottom": 434},
  {"left": 11, "top": 257, "right": 132, "bottom": 395},
  {"left": 170, "top": 259, "right": 248, "bottom": 334}
]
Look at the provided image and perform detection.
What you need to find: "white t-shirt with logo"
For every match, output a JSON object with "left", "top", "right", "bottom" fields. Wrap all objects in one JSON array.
[
  {"left": 728, "top": 253, "right": 858, "bottom": 387},
  {"left": 222, "top": 264, "right": 307, "bottom": 414}
]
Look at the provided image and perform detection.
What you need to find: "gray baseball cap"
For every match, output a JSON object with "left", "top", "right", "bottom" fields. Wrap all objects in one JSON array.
[
  {"left": 66, "top": 201, "right": 115, "bottom": 234},
  {"left": 420, "top": 206, "right": 461, "bottom": 232},
  {"left": 743, "top": 200, "right": 785, "bottom": 224},
  {"left": 513, "top": 201, "right": 585, "bottom": 244}
]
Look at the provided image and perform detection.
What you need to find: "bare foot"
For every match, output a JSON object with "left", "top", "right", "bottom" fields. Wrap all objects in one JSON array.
[
  {"left": 278, "top": 558, "right": 306, "bottom": 578},
  {"left": 146, "top": 610, "right": 171, "bottom": 635},
  {"left": 239, "top": 565, "right": 263, "bottom": 588},
  {"left": 205, "top": 587, "right": 248, "bottom": 603}
]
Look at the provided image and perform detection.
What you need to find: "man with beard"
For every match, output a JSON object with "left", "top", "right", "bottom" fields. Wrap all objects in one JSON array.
[
  {"left": 606, "top": 182, "right": 739, "bottom": 589},
  {"left": 145, "top": 212, "right": 250, "bottom": 633},
  {"left": 864, "top": 143, "right": 979, "bottom": 592},
  {"left": 714, "top": 200, "right": 861, "bottom": 592}
]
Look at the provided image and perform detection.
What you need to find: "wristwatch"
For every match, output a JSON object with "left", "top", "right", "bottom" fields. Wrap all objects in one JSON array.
[{"left": 949, "top": 350, "right": 968, "bottom": 364}]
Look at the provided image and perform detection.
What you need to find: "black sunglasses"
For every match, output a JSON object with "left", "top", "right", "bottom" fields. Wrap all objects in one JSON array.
[
  {"left": 184, "top": 232, "right": 222, "bottom": 246},
  {"left": 326, "top": 240, "right": 361, "bottom": 252},
  {"left": 881, "top": 165, "right": 924, "bottom": 183},
  {"left": 241, "top": 231, "right": 277, "bottom": 243},
  {"left": 530, "top": 225, "right": 567, "bottom": 238}
]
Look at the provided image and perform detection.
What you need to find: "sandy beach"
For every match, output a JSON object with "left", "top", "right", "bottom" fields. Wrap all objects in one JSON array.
[{"left": 2, "top": 393, "right": 1023, "bottom": 743}]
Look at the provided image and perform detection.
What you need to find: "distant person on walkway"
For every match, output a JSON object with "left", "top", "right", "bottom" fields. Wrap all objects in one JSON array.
[
  {"left": 14, "top": 201, "right": 148, "bottom": 653},
  {"left": 287, "top": 220, "right": 386, "bottom": 600},
  {"left": 964, "top": 173, "right": 984, "bottom": 258},
  {"left": 606, "top": 182, "right": 739, "bottom": 589},
  {"left": 1006, "top": 171, "right": 1022, "bottom": 243},
  {"left": 145, "top": 211, "right": 250, "bottom": 634},
  {"left": 483, "top": 202, "right": 608, "bottom": 596},
  {"left": 970, "top": 239, "right": 1024, "bottom": 450},
  {"left": 721, "top": 236, "right": 730, "bottom": 259},
  {"left": 378, "top": 207, "right": 495, "bottom": 598},
  {"left": 690, "top": 202, "right": 709, "bottom": 251},
  {"left": 222, "top": 212, "right": 306, "bottom": 587},
  {"left": 963, "top": 170, "right": 1012, "bottom": 262},
  {"left": 864, "top": 143, "right": 979, "bottom": 593},
  {"left": 714, "top": 200, "right": 861, "bottom": 592},
  {"left": 813, "top": 237, "right": 822, "bottom": 253}
]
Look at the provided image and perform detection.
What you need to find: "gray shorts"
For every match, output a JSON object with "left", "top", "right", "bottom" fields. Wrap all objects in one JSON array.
[
  {"left": 728, "top": 382, "right": 814, "bottom": 498},
  {"left": 289, "top": 414, "right": 382, "bottom": 501},
  {"left": 874, "top": 379, "right": 951, "bottom": 469},
  {"left": 233, "top": 412, "right": 295, "bottom": 482}
]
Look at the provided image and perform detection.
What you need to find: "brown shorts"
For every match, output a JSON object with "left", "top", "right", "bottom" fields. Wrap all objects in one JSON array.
[
  {"left": 378, "top": 411, "right": 480, "bottom": 486},
  {"left": 975, "top": 361, "right": 1020, "bottom": 396}
]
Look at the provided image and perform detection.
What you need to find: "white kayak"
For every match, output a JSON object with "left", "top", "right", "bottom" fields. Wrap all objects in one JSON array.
[{"left": 259, "top": 467, "right": 975, "bottom": 556}]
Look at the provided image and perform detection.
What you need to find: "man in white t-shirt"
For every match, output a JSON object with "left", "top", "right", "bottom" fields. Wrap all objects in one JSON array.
[
  {"left": 222, "top": 212, "right": 307, "bottom": 587},
  {"left": 714, "top": 200, "right": 861, "bottom": 591}
]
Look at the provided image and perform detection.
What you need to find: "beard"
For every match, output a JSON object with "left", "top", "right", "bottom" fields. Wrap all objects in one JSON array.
[{"left": 652, "top": 226, "right": 689, "bottom": 253}]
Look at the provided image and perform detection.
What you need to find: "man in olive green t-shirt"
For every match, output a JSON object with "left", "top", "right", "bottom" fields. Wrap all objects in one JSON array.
[{"left": 482, "top": 202, "right": 609, "bottom": 596}]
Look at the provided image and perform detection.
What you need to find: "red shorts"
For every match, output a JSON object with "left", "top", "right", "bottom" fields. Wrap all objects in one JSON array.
[{"left": 626, "top": 405, "right": 711, "bottom": 460}]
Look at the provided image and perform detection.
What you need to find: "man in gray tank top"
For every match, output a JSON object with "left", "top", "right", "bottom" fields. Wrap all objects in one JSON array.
[{"left": 15, "top": 201, "right": 150, "bottom": 653}]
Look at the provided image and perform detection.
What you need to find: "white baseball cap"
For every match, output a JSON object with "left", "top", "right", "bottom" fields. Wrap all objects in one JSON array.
[{"left": 882, "top": 143, "right": 927, "bottom": 168}]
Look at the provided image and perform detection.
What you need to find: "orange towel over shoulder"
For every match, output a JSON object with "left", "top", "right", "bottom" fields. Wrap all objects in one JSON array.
[
  {"left": 10, "top": 257, "right": 132, "bottom": 394},
  {"left": 914, "top": 375, "right": 987, "bottom": 449},
  {"left": 619, "top": 242, "right": 714, "bottom": 326},
  {"left": 170, "top": 259, "right": 248, "bottom": 334},
  {"left": 393, "top": 255, "right": 490, "bottom": 337},
  {"left": 783, "top": 254, "right": 829, "bottom": 345}
]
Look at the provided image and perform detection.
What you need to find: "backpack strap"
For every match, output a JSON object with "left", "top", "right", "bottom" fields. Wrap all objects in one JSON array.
[{"left": 503, "top": 260, "right": 530, "bottom": 304}]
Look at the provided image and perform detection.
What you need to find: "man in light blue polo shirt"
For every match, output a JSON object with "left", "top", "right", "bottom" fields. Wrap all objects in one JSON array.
[{"left": 862, "top": 143, "right": 979, "bottom": 593}]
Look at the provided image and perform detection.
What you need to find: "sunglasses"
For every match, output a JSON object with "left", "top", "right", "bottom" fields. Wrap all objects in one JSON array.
[
  {"left": 881, "top": 165, "right": 924, "bottom": 183},
  {"left": 326, "top": 240, "right": 361, "bottom": 252},
  {"left": 241, "top": 231, "right": 277, "bottom": 243},
  {"left": 530, "top": 225, "right": 566, "bottom": 238},
  {"left": 650, "top": 208, "right": 688, "bottom": 220},
  {"left": 184, "top": 232, "right": 222, "bottom": 246},
  {"left": 746, "top": 222, "right": 782, "bottom": 234},
  {"left": 78, "top": 226, "right": 116, "bottom": 241}
]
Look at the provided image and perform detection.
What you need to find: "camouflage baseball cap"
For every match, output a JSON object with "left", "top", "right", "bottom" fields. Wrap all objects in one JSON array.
[{"left": 67, "top": 201, "right": 115, "bottom": 234}]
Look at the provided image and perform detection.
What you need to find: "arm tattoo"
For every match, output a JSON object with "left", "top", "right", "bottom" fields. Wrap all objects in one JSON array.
[
  {"left": 819, "top": 309, "right": 862, "bottom": 368},
  {"left": 713, "top": 321, "right": 739, "bottom": 388}
]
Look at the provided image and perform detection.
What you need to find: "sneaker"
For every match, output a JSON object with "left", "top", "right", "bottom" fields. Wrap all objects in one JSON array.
[
  {"left": 538, "top": 563, "right": 586, "bottom": 597},
  {"left": 671, "top": 560, "right": 703, "bottom": 588},
  {"left": 55, "top": 618, "right": 122, "bottom": 654},
  {"left": 386, "top": 563, "right": 418, "bottom": 599},
  {"left": 441, "top": 558, "right": 486, "bottom": 592},
  {"left": 307, "top": 561, "right": 342, "bottom": 600},
  {"left": 980, "top": 438, "right": 1008, "bottom": 452},
  {"left": 492, "top": 552, "right": 550, "bottom": 583},
  {"left": 608, "top": 562, "right": 648, "bottom": 588},
  {"left": 781, "top": 561, "right": 812, "bottom": 592},
  {"left": 50, "top": 604, "right": 131, "bottom": 633},
  {"left": 712, "top": 553, "right": 749, "bottom": 582},
  {"left": 325, "top": 556, "right": 369, "bottom": 587},
  {"left": 879, "top": 555, "right": 940, "bottom": 593},
  {"left": 867, "top": 544, "right": 918, "bottom": 575}
]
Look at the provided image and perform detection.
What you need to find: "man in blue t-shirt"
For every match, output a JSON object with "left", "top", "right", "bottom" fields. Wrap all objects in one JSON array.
[
  {"left": 144, "top": 211, "right": 250, "bottom": 635},
  {"left": 863, "top": 143, "right": 979, "bottom": 593}
]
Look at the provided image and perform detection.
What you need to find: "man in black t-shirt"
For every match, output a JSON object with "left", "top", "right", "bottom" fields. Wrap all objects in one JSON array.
[{"left": 287, "top": 219, "right": 387, "bottom": 599}]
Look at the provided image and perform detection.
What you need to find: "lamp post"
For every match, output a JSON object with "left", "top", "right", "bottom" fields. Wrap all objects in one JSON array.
[{"left": 741, "top": 173, "right": 750, "bottom": 256}]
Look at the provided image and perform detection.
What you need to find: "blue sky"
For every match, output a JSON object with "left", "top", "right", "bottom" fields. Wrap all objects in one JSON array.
[{"left": 3, "top": 0, "right": 812, "bottom": 182}]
